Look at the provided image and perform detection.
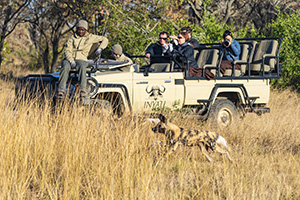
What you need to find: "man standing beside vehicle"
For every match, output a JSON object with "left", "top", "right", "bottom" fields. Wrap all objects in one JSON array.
[
  {"left": 145, "top": 31, "right": 173, "bottom": 65},
  {"left": 220, "top": 30, "right": 241, "bottom": 74},
  {"left": 57, "top": 19, "right": 108, "bottom": 99}
]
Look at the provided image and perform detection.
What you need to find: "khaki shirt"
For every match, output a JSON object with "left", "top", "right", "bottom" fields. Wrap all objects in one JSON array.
[
  {"left": 116, "top": 54, "right": 133, "bottom": 65},
  {"left": 64, "top": 32, "right": 108, "bottom": 63}
]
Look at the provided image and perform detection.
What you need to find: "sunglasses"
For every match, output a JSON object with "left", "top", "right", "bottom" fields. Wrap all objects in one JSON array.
[
  {"left": 177, "top": 36, "right": 183, "bottom": 39},
  {"left": 159, "top": 37, "right": 168, "bottom": 40}
]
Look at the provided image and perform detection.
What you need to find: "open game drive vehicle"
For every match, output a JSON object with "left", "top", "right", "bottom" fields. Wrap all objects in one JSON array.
[{"left": 15, "top": 37, "right": 283, "bottom": 128}]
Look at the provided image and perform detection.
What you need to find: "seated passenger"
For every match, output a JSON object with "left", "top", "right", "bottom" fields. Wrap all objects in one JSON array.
[
  {"left": 170, "top": 27, "right": 201, "bottom": 49},
  {"left": 180, "top": 27, "right": 201, "bottom": 49},
  {"left": 220, "top": 30, "right": 241, "bottom": 74},
  {"left": 174, "top": 32, "right": 198, "bottom": 68},
  {"left": 174, "top": 32, "right": 214, "bottom": 79},
  {"left": 111, "top": 44, "right": 133, "bottom": 64},
  {"left": 145, "top": 31, "right": 173, "bottom": 65}
]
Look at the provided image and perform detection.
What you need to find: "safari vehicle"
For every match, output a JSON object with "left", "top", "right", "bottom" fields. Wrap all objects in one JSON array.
[{"left": 15, "top": 37, "right": 283, "bottom": 127}]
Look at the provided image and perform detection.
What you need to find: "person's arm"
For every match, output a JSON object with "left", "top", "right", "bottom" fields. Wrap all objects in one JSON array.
[
  {"left": 182, "top": 46, "right": 195, "bottom": 66},
  {"left": 64, "top": 36, "right": 75, "bottom": 63},
  {"left": 164, "top": 43, "right": 173, "bottom": 56},
  {"left": 229, "top": 40, "right": 241, "bottom": 57},
  {"left": 184, "top": 46, "right": 194, "bottom": 59},
  {"left": 190, "top": 38, "right": 200, "bottom": 49},
  {"left": 94, "top": 35, "right": 109, "bottom": 50},
  {"left": 145, "top": 43, "right": 155, "bottom": 58}
]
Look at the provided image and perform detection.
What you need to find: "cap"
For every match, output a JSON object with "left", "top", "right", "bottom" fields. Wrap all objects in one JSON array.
[
  {"left": 77, "top": 20, "right": 88, "bottom": 30},
  {"left": 111, "top": 44, "right": 122, "bottom": 55}
]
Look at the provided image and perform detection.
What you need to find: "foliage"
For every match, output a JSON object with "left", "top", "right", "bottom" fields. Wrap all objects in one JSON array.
[
  {"left": 268, "top": 11, "right": 300, "bottom": 90},
  {"left": 1, "top": 41, "right": 10, "bottom": 62},
  {"left": 2, "top": 0, "right": 300, "bottom": 91},
  {"left": 103, "top": 2, "right": 261, "bottom": 59},
  {"left": 100, "top": 1, "right": 187, "bottom": 65},
  {"left": 187, "top": 0, "right": 300, "bottom": 34},
  {"left": 0, "top": 0, "right": 31, "bottom": 70}
]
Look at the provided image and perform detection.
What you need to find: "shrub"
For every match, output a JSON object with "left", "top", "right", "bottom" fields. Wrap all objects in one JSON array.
[{"left": 268, "top": 11, "right": 300, "bottom": 90}]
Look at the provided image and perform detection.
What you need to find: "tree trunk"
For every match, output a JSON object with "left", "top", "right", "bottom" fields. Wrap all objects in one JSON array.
[
  {"left": 0, "top": 6, "right": 10, "bottom": 71},
  {"left": 42, "top": 45, "right": 50, "bottom": 73},
  {"left": 51, "top": 53, "right": 59, "bottom": 73},
  {"left": 0, "top": 38, "right": 4, "bottom": 70},
  {"left": 50, "top": 35, "right": 60, "bottom": 73}
]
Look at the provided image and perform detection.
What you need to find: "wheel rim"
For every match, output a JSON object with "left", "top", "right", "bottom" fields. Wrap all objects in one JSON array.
[
  {"left": 217, "top": 107, "right": 233, "bottom": 127},
  {"left": 87, "top": 77, "right": 99, "bottom": 97}
]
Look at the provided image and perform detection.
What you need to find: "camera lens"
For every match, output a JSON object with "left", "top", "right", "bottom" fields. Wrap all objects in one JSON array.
[{"left": 223, "top": 39, "right": 230, "bottom": 47}]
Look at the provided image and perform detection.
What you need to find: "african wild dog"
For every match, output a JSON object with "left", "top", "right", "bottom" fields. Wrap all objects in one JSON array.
[{"left": 152, "top": 114, "right": 233, "bottom": 162}]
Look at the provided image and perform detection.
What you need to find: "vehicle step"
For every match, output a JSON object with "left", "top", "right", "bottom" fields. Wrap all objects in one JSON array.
[{"left": 253, "top": 107, "right": 270, "bottom": 114}]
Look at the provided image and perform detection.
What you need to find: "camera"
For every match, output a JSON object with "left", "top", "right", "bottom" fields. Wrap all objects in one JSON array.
[{"left": 223, "top": 38, "right": 230, "bottom": 47}]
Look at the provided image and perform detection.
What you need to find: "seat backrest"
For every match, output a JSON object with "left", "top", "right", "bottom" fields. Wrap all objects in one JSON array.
[
  {"left": 239, "top": 41, "right": 257, "bottom": 73},
  {"left": 251, "top": 40, "right": 278, "bottom": 71},
  {"left": 197, "top": 49, "right": 219, "bottom": 69},
  {"left": 150, "top": 63, "right": 170, "bottom": 72},
  {"left": 194, "top": 49, "right": 199, "bottom": 60}
]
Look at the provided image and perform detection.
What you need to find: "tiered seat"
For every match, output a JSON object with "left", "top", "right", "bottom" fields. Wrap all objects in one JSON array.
[
  {"left": 250, "top": 40, "right": 278, "bottom": 75},
  {"left": 196, "top": 48, "right": 220, "bottom": 76}
]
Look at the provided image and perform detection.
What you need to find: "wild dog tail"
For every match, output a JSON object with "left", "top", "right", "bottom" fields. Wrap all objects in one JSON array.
[{"left": 216, "top": 135, "right": 231, "bottom": 152}]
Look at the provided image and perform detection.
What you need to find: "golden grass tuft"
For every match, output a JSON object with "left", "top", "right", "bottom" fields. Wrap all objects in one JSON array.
[{"left": 0, "top": 79, "right": 300, "bottom": 199}]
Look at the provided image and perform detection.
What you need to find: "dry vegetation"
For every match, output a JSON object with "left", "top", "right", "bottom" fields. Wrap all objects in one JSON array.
[{"left": 0, "top": 78, "right": 300, "bottom": 200}]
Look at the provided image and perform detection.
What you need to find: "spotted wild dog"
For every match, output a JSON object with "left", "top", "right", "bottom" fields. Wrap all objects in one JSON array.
[{"left": 151, "top": 114, "right": 233, "bottom": 162}]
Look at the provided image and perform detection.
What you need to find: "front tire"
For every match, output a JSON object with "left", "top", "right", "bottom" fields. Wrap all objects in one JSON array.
[{"left": 208, "top": 99, "right": 238, "bottom": 128}]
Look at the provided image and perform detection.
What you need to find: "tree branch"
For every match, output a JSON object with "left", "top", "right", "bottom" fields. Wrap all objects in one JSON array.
[
  {"left": 106, "top": 1, "right": 149, "bottom": 34},
  {"left": 187, "top": 0, "right": 202, "bottom": 21},
  {"left": 222, "top": 0, "right": 235, "bottom": 25}
]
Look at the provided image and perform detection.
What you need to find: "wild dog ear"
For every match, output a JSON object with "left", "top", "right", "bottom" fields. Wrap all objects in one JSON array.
[{"left": 158, "top": 114, "right": 167, "bottom": 124}]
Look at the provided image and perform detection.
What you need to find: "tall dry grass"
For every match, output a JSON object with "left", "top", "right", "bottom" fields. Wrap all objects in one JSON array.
[{"left": 0, "top": 78, "right": 300, "bottom": 199}]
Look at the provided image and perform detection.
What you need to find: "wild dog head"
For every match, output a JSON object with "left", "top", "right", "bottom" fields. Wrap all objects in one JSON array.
[
  {"left": 152, "top": 114, "right": 168, "bottom": 134},
  {"left": 151, "top": 114, "right": 181, "bottom": 140}
]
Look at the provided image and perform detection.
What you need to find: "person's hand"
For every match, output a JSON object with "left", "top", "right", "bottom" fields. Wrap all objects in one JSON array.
[
  {"left": 95, "top": 48, "right": 102, "bottom": 56},
  {"left": 70, "top": 61, "right": 76, "bottom": 68},
  {"left": 170, "top": 35, "right": 178, "bottom": 45},
  {"left": 145, "top": 53, "right": 151, "bottom": 58},
  {"left": 169, "top": 35, "right": 177, "bottom": 40}
]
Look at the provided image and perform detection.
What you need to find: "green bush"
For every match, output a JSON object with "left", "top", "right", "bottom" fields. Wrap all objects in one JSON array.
[{"left": 268, "top": 11, "right": 300, "bottom": 90}]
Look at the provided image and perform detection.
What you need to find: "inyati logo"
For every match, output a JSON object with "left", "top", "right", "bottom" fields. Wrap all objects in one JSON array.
[{"left": 145, "top": 85, "right": 166, "bottom": 100}]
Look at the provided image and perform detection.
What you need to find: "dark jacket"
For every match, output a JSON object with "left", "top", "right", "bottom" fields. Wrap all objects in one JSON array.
[
  {"left": 175, "top": 43, "right": 198, "bottom": 68},
  {"left": 222, "top": 39, "right": 241, "bottom": 61},
  {"left": 187, "top": 38, "right": 201, "bottom": 49},
  {"left": 145, "top": 42, "right": 173, "bottom": 64}
]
